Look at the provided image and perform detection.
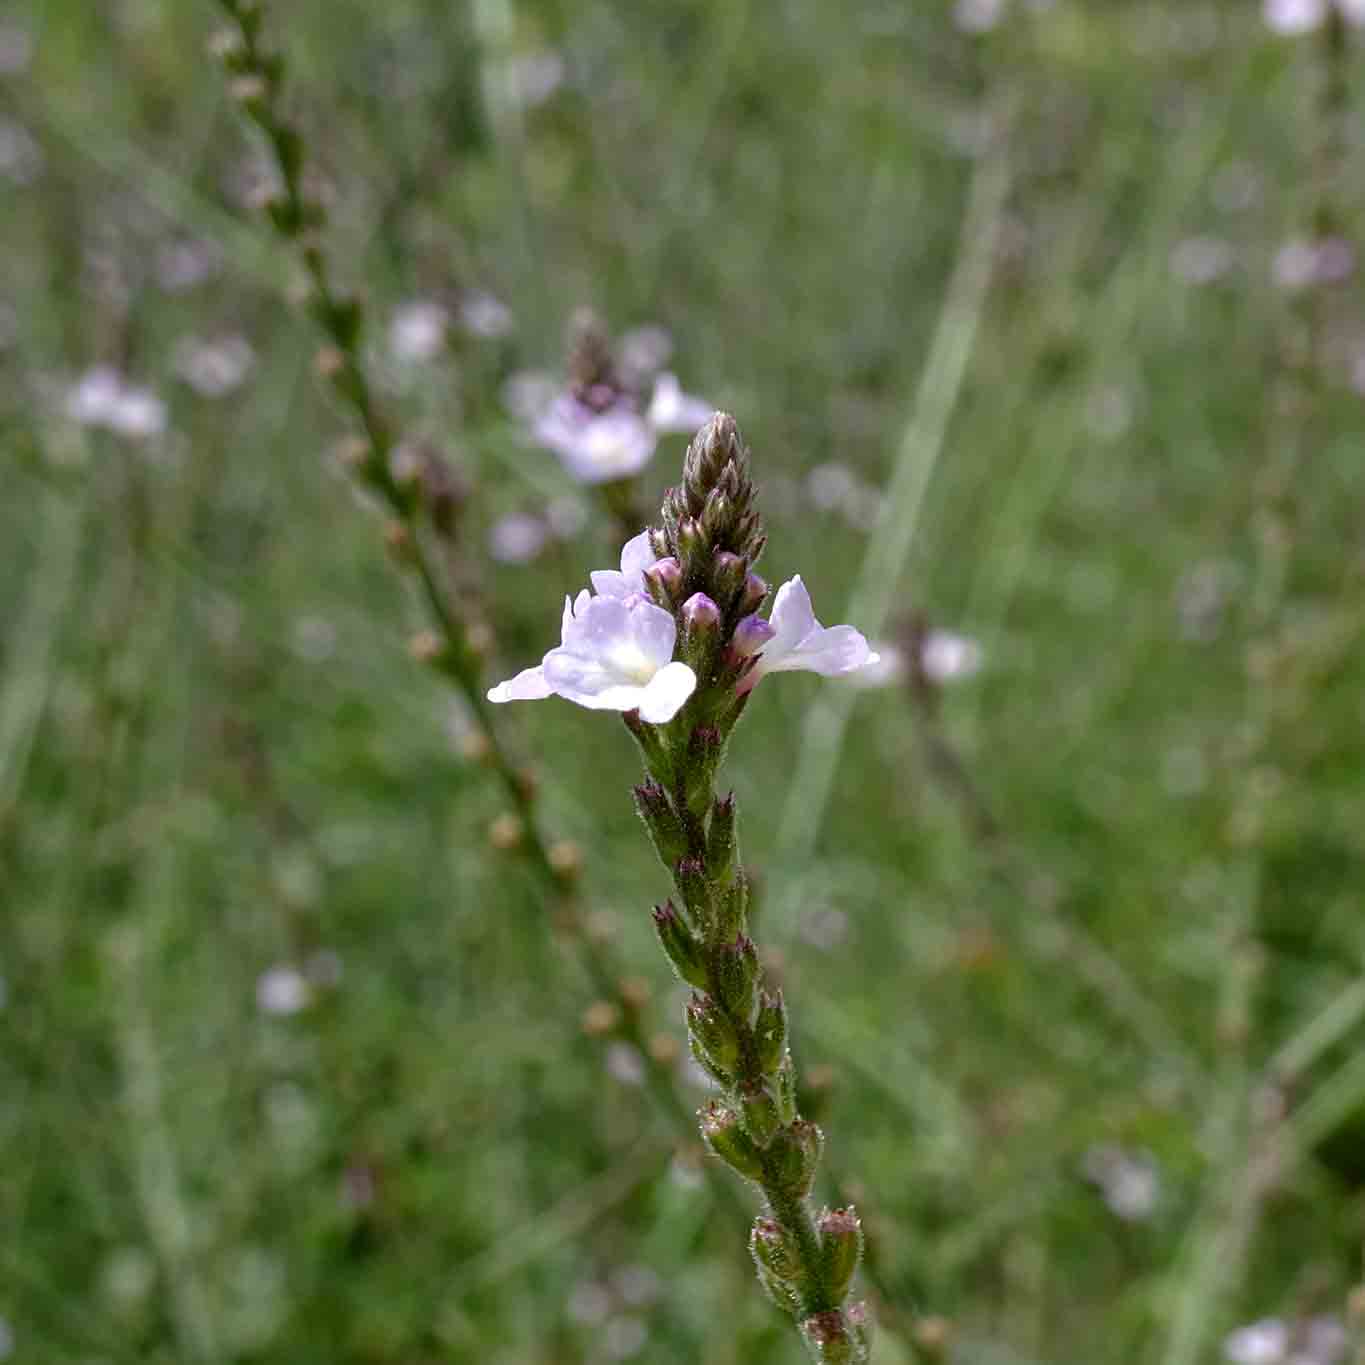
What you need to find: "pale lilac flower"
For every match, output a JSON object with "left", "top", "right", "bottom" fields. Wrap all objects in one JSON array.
[
  {"left": 921, "top": 629, "right": 983, "bottom": 683},
  {"left": 546, "top": 496, "right": 588, "bottom": 540},
  {"left": 66, "top": 366, "right": 125, "bottom": 426},
  {"left": 1081, "top": 1145, "right": 1160, "bottom": 1221},
  {"left": 155, "top": 238, "right": 223, "bottom": 293},
  {"left": 843, "top": 642, "right": 908, "bottom": 689},
  {"left": 646, "top": 372, "right": 713, "bottom": 434},
  {"left": 955, "top": 0, "right": 1007, "bottom": 32},
  {"left": 1225, "top": 1320, "right": 1289, "bottom": 1365},
  {"left": 1171, "top": 236, "right": 1235, "bottom": 285},
  {"left": 588, "top": 530, "right": 657, "bottom": 599},
  {"left": 489, "top": 512, "right": 549, "bottom": 565},
  {"left": 1263, "top": 0, "right": 1325, "bottom": 33},
  {"left": 502, "top": 369, "right": 559, "bottom": 423},
  {"left": 605, "top": 1041, "right": 646, "bottom": 1086},
  {"left": 1274, "top": 240, "right": 1320, "bottom": 290},
  {"left": 533, "top": 396, "right": 658, "bottom": 484},
  {"left": 389, "top": 299, "right": 449, "bottom": 363},
  {"left": 488, "top": 588, "right": 696, "bottom": 723},
  {"left": 503, "top": 50, "right": 565, "bottom": 108},
  {"left": 256, "top": 965, "right": 310, "bottom": 1016},
  {"left": 458, "top": 290, "right": 515, "bottom": 338},
  {"left": 736, "top": 576, "right": 879, "bottom": 694},
  {"left": 618, "top": 324, "right": 674, "bottom": 383},
  {"left": 173, "top": 333, "right": 254, "bottom": 398},
  {"left": 108, "top": 386, "right": 168, "bottom": 441}
]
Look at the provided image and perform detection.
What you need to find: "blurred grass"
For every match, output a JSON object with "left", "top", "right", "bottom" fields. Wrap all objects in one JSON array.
[{"left": 5, "top": 1, "right": 1365, "bottom": 1362}]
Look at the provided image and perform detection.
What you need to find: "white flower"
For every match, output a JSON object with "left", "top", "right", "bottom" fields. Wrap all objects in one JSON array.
[
  {"left": 646, "top": 372, "right": 713, "bottom": 434},
  {"left": 533, "top": 395, "right": 658, "bottom": 484},
  {"left": 256, "top": 965, "right": 310, "bottom": 1016},
  {"left": 389, "top": 300, "right": 449, "bottom": 363},
  {"left": 588, "top": 529, "right": 657, "bottom": 599},
  {"left": 921, "top": 629, "right": 983, "bottom": 683},
  {"left": 955, "top": 0, "right": 1006, "bottom": 32},
  {"left": 458, "top": 290, "right": 515, "bottom": 338},
  {"left": 1225, "top": 1319, "right": 1288, "bottom": 1365},
  {"left": 173, "top": 333, "right": 254, "bottom": 398},
  {"left": 108, "top": 387, "right": 168, "bottom": 441},
  {"left": 737, "top": 576, "right": 879, "bottom": 694},
  {"left": 66, "top": 366, "right": 125, "bottom": 426},
  {"left": 1263, "top": 0, "right": 1326, "bottom": 33},
  {"left": 489, "top": 589, "right": 696, "bottom": 723},
  {"left": 489, "top": 512, "right": 549, "bottom": 565}
]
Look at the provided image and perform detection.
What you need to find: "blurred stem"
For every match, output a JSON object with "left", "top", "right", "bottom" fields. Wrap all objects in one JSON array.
[
  {"left": 776, "top": 94, "right": 1012, "bottom": 866},
  {"left": 208, "top": 0, "right": 747, "bottom": 1248}
]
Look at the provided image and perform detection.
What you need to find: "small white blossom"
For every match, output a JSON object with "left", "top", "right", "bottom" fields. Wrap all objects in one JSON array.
[
  {"left": 66, "top": 366, "right": 167, "bottom": 441},
  {"left": 174, "top": 333, "right": 255, "bottom": 398},
  {"left": 1263, "top": 0, "right": 1326, "bottom": 33},
  {"left": 155, "top": 237, "right": 223, "bottom": 293},
  {"left": 389, "top": 299, "right": 449, "bottom": 363},
  {"left": 503, "top": 49, "right": 565, "bottom": 108},
  {"left": 618, "top": 324, "right": 674, "bottom": 383},
  {"left": 646, "top": 372, "right": 714, "bottom": 434},
  {"left": 955, "top": 0, "right": 1006, "bottom": 32},
  {"left": 458, "top": 290, "right": 515, "bottom": 338},
  {"left": 1225, "top": 1319, "right": 1288, "bottom": 1365},
  {"left": 1081, "top": 1144, "right": 1160, "bottom": 1221},
  {"left": 489, "top": 512, "right": 549, "bottom": 565},
  {"left": 921, "top": 629, "right": 983, "bottom": 683},
  {"left": 108, "top": 386, "right": 168, "bottom": 441},
  {"left": 1171, "top": 236, "right": 1235, "bottom": 285},
  {"left": 605, "top": 1041, "right": 646, "bottom": 1086},
  {"left": 488, "top": 577, "right": 696, "bottom": 723},
  {"left": 533, "top": 395, "right": 658, "bottom": 484},
  {"left": 256, "top": 964, "right": 311, "bottom": 1016},
  {"left": 737, "top": 576, "right": 879, "bottom": 694}
]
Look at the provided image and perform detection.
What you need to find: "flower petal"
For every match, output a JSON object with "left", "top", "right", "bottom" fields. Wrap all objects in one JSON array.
[
  {"left": 590, "top": 530, "right": 659, "bottom": 599},
  {"left": 780, "top": 624, "right": 876, "bottom": 677},
  {"left": 637, "top": 662, "right": 697, "bottom": 723},
  {"left": 767, "top": 576, "right": 818, "bottom": 658},
  {"left": 646, "top": 373, "right": 714, "bottom": 434},
  {"left": 487, "top": 664, "right": 553, "bottom": 703}
]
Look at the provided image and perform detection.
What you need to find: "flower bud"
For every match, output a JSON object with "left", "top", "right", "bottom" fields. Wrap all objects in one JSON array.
[
  {"left": 648, "top": 526, "right": 671, "bottom": 559},
  {"left": 715, "top": 934, "right": 760, "bottom": 1022},
  {"left": 548, "top": 840, "right": 583, "bottom": 884},
  {"left": 711, "top": 550, "right": 747, "bottom": 606},
  {"left": 653, "top": 903, "right": 708, "bottom": 989},
  {"left": 634, "top": 781, "right": 688, "bottom": 869},
  {"left": 674, "top": 856, "right": 711, "bottom": 928},
  {"left": 676, "top": 516, "right": 708, "bottom": 572},
  {"left": 706, "top": 793, "right": 738, "bottom": 885},
  {"left": 766, "top": 1119, "right": 823, "bottom": 1199},
  {"left": 755, "top": 989, "right": 788, "bottom": 1074},
  {"left": 714, "top": 866, "right": 748, "bottom": 942},
  {"left": 799, "top": 1310, "right": 864, "bottom": 1365},
  {"left": 682, "top": 724, "right": 724, "bottom": 820},
  {"left": 751, "top": 1218, "right": 804, "bottom": 1317},
  {"left": 739, "top": 572, "right": 769, "bottom": 616},
  {"left": 687, "top": 993, "right": 741, "bottom": 1079},
  {"left": 699, "top": 1101, "right": 764, "bottom": 1182},
  {"left": 643, "top": 556, "right": 683, "bottom": 608},
  {"left": 681, "top": 592, "right": 723, "bottom": 677},
  {"left": 700, "top": 490, "right": 733, "bottom": 543},
  {"left": 731, "top": 613, "right": 776, "bottom": 659},
  {"left": 582, "top": 1000, "right": 620, "bottom": 1037},
  {"left": 816, "top": 1207, "right": 863, "bottom": 1303},
  {"left": 487, "top": 812, "right": 523, "bottom": 851},
  {"left": 847, "top": 1302, "right": 874, "bottom": 1359},
  {"left": 738, "top": 1080, "right": 781, "bottom": 1147}
]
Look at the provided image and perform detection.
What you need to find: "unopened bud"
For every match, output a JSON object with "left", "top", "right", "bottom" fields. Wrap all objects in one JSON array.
[
  {"left": 548, "top": 840, "right": 583, "bottom": 883},
  {"left": 755, "top": 989, "right": 788, "bottom": 1074},
  {"left": 731, "top": 613, "right": 776, "bottom": 659},
  {"left": 676, "top": 516, "right": 707, "bottom": 570},
  {"left": 674, "top": 856, "right": 711, "bottom": 928},
  {"left": 653, "top": 903, "right": 708, "bottom": 989},
  {"left": 706, "top": 793, "right": 738, "bottom": 885},
  {"left": 618, "top": 975, "right": 651, "bottom": 1012},
  {"left": 459, "top": 730, "right": 493, "bottom": 765},
  {"left": 409, "top": 629, "right": 445, "bottom": 665},
  {"left": 315, "top": 344, "right": 347, "bottom": 380},
  {"left": 383, "top": 520, "right": 414, "bottom": 562},
  {"left": 911, "top": 1314, "right": 948, "bottom": 1358},
  {"left": 648, "top": 526, "right": 671, "bottom": 559},
  {"left": 687, "top": 992, "right": 741, "bottom": 1079},
  {"left": 739, "top": 572, "right": 769, "bottom": 615},
  {"left": 816, "top": 1207, "right": 863, "bottom": 1303},
  {"left": 208, "top": 27, "right": 248, "bottom": 68},
  {"left": 715, "top": 934, "right": 760, "bottom": 1022},
  {"left": 751, "top": 1218, "right": 804, "bottom": 1316},
  {"left": 681, "top": 592, "right": 723, "bottom": 677},
  {"left": 699, "top": 1101, "right": 764, "bottom": 1182},
  {"left": 776, "top": 1050, "right": 798, "bottom": 1124},
  {"left": 715, "top": 867, "right": 748, "bottom": 941},
  {"left": 634, "top": 781, "right": 688, "bottom": 869},
  {"left": 682, "top": 725, "right": 724, "bottom": 820},
  {"left": 700, "top": 490, "right": 733, "bottom": 542},
  {"left": 711, "top": 550, "right": 747, "bottom": 606},
  {"left": 582, "top": 999, "right": 620, "bottom": 1037},
  {"left": 643, "top": 556, "right": 683, "bottom": 608},
  {"left": 800, "top": 1310, "right": 861, "bottom": 1365},
  {"left": 738, "top": 1081, "right": 781, "bottom": 1146},
  {"left": 767, "top": 1119, "right": 823, "bottom": 1199},
  {"left": 229, "top": 73, "right": 269, "bottom": 113},
  {"left": 648, "top": 1032, "right": 681, "bottom": 1066},
  {"left": 487, "top": 812, "right": 523, "bottom": 851}
]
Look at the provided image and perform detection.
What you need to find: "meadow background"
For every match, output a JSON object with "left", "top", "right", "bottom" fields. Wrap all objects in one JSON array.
[{"left": 5, "top": 1, "right": 1365, "bottom": 1361}]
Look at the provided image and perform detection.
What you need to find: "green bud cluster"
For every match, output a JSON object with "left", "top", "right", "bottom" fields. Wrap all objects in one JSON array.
[{"left": 624, "top": 414, "right": 871, "bottom": 1358}]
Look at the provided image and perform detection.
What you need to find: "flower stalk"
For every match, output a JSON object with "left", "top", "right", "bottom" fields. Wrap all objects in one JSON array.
[{"left": 630, "top": 415, "right": 873, "bottom": 1361}]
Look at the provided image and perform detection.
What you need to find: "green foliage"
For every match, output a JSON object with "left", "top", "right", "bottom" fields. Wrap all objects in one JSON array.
[{"left": 4, "top": 0, "right": 1365, "bottom": 1361}]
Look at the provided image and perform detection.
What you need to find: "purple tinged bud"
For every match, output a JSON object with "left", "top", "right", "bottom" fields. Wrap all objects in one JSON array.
[
  {"left": 711, "top": 550, "right": 746, "bottom": 603},
  {"left": 687, "top": 992, "right": 741, "bottom": 1078},
  {"left": 768, "top": 1119, "right": 824, "bottom": 1199},
  {"left": 738, "top": 1080, "right": 781, "bottom": 1146},
  {"left": 716, "top": 933, "right": 760, "bottom": 1021},
  {"left": 751, "top": 1218, "right": 805, "bottom": 1316},
  {"left": 700, "top": 1101, "right": 764, "bottom": 1181},
  {"left": 732, "top": 614, "right": 776, "bottom": 658},
  {"left": 649, "top": 526, "right": 671, "bottom": 559},
  {"left": 739, "top": 572, "right": 769, "bottom": 615},
  {"left": 643, "top": 555, "right": 683, "bottom": 607},
  {"left": 755, "top": 988, "right": 788, "bottom": 1073},
  {"left": 816, "top": 1206, "right": 864, "bottom": 1303},
  {"left": 681, "top": 591, "right": 722, "bottom": 633},
  {"left": 677, "top": 515, "right": 707, "bottom": 568},
  {"left": 653, "top": 902, "right": 708, "bottom": 988},
  {"left": 800, "top": 1310, "right": 861, "bottom": 1364}
]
